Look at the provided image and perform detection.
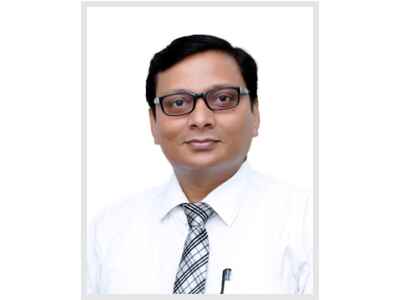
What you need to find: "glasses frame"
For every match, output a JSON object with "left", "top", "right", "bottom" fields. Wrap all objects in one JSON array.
[{"left": 153, "top": 86, "right": 250, "bottom": 116}]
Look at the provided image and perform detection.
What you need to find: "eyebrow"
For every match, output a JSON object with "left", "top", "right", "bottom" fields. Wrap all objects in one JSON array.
[{"left": 162, "top": 84, "right": 237, "bottom": 95}]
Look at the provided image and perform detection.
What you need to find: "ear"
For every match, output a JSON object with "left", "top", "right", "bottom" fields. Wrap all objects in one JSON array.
[
  {"left": 149, "top": 108, "right": 160, "bottom": 145},
  {"left": 251, "top": 99, "right": 260, "bottom": 137}
]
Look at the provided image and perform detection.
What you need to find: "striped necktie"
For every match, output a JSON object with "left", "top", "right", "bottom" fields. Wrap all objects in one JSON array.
[{"left": 173, "top": 202, "right": 215, "bottom": 294}]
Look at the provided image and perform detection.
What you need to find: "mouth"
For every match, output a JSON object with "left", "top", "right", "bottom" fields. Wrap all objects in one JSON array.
[{"left": 184, "top": 138, "right": 221, "bottom": 150}]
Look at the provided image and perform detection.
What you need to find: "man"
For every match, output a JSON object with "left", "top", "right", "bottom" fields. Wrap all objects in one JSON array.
[{"left": 87, "top": 34, "right": 313, "bottom": 295}]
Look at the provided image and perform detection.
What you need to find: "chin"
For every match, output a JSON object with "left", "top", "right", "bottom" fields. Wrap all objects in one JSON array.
[
  {"left": 171, "top": 156, "right": 221, "bottom": 171},
  {"left": 173, "top": 155, "right": 241, "bottom": 173}
]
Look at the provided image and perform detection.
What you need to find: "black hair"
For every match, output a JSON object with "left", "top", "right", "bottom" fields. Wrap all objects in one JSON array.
[{"left": 145, "top": 34, "right": 258, "bottom": 116}]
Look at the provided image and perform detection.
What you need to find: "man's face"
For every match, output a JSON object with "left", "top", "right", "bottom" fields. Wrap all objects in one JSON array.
[{"left": 150, "top": 50, "right": 260, "bottom": 173}]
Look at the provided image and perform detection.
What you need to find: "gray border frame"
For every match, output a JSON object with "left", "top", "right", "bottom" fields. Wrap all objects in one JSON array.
[{"left": 82, "top": 1, "right": 318, "bottom": 300}]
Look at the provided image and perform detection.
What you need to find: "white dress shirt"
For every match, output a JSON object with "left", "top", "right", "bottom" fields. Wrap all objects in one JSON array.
[{"left": 87, "top": 161, "right": 313, "bottom": 295}]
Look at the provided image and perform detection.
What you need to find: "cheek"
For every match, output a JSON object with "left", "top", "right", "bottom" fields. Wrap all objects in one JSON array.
[
  {"left": 157, "top": 119, "right": 185, "bottom": 146},
  {"left": 219, "top": 116, "right": 254, "bottom": 148}
]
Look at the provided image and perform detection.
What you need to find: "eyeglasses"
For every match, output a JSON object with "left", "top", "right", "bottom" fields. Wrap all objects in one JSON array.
[{"left": 153, "top": 86, "right": 250, "bottom": 116}]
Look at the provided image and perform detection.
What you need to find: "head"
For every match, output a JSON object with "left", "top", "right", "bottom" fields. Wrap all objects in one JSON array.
[{"left": 146, "top": 34, "right": 260, "bottom": 174}]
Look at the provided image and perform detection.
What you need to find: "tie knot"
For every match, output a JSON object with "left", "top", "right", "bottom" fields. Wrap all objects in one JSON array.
[{"left": 181, "top": 202, "right": 214, "bottom": 229}]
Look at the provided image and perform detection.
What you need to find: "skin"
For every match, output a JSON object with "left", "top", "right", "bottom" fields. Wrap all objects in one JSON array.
[{"left": 149, "top": 50, "right": 260, "bottom": 203}]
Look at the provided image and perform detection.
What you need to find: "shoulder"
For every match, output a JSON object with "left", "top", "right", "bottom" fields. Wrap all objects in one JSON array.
[
  {"left": 245, "top": 167, "right": 313, "bottom": 233},
  {"left": 248, "top": 167, "right": 312, "bottom": 209},
  {"left": 88, "top": 184, "right": 166, "bottom": 241},
  {"left": 247, "top": 168, "right": 313, "bottom": 252}
]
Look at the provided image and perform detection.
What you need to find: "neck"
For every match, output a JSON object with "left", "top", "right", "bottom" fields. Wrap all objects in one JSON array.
[{"left": 174, "top": 161, "right": 244, "bottom": 203}]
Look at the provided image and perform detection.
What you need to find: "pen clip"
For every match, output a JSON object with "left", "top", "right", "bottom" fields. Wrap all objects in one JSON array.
[{"left": 220, "top": 268, "right": 232, "bottom": 294}]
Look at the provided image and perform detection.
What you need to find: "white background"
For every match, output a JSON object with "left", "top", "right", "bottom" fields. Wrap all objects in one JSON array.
[
  {"left": 1, "top": 1, "right": 400, "bottom": 300},
  {"left": 86, "top": 6, "right": 313, "bottom": 221}
]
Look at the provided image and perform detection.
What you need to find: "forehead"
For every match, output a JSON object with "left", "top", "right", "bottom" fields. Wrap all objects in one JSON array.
[{"left": 156, "top": 50, "right": 246, "bottom": 94}]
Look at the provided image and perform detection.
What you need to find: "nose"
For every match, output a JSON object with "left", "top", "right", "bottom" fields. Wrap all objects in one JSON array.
[{"left": 187, "top": 98, "right": 215, "bottom": 129}]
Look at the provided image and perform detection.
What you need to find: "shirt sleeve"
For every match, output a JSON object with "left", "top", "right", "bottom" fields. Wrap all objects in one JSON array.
[
  {"left": 86, "top": 219, "right": 101, "bottom": 295},
  {"left": 298, "top": 193, "right": 314, "bottom": 294},
  {"left": 281, "top": 190, "right": 314, "bottom": 294}
]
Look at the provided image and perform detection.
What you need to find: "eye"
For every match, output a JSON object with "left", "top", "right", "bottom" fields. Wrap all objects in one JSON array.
[
  {"left": 208, "top": 88, "right": 239, "bottom": 110},
  {"left": 216, "top": 94, "right": 233, "bottom": 102},
  {"left": 162, "top": 94, "right": 193, "bottom": 114},
  {"left": 214, "top": 92, "right": 236, "bottom": 106},
  {"left": 172, "top": 99, "right": 185, "bottom": 107}
]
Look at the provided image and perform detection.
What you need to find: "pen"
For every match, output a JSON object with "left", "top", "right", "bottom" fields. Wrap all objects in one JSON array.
[{"left": 220, "top": 268, "right": 232, "bottom": 294}]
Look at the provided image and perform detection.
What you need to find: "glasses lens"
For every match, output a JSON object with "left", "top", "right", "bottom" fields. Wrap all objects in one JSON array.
[
  {"left": 162, "top": 93, "right": 193, "bottom": 115},
  {"left": 208, "top": 88, "right": 239, "bottom": 110}
]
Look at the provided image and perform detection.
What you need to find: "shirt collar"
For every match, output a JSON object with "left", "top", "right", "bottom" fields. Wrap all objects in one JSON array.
[{"left": 157, "top": 160, "right": 252, "bottom": 227}]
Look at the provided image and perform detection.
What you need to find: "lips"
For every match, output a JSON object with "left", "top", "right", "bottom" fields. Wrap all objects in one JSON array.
[{"left": 184, "top": 138, "right": 220, "bottom": 150}]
